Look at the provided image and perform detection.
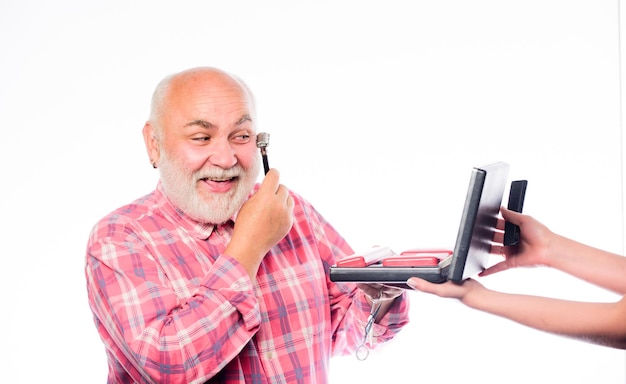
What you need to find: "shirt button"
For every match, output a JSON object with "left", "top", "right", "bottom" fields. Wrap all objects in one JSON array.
[{"left": 266, "top": 352, "right": 273, "bottom": 360}]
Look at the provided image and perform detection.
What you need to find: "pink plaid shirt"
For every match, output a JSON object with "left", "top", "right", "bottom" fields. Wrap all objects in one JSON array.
[{"left": 85, "top": 183, "right": 409, "bottom": 383}]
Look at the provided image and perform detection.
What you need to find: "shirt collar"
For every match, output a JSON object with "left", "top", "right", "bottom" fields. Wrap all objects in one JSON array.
[{"left": 155, "top": 182, "right": 253, "bottom": 240}]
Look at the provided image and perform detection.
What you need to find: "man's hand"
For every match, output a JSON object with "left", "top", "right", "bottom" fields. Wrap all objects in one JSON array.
[
  {"left": 226, "top": 169, "right": 294, "bottom": 279},
  {"left": 357, "top": 283, "right": 405, "bottom": 321}
]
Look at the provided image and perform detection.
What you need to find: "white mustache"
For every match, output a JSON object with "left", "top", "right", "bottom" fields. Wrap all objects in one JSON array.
[{"left": 194, "top": 166, "right": 243, "bottom": 181}]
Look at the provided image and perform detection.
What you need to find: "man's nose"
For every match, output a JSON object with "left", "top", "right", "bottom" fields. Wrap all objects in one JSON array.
[{"left": 208, "top": 139, "right": 237, "bottom": 168}]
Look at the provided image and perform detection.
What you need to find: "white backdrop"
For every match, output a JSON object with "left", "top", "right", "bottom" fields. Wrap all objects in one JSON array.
[{"left": 1, "top": 1, "right": 624, "bottom": 383}]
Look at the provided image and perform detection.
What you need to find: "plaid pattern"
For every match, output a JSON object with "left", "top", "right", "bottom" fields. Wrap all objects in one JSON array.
[{"left": 85, "top": 183, "right": 409, "bottom": 383}]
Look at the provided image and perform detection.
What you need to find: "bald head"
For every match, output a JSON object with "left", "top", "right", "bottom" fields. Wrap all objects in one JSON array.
[{"left": 148, "top": 67, "right": 256, "bottom": 139}]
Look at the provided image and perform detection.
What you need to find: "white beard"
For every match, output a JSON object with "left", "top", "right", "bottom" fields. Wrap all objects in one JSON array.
[{"left": 158, "top": 149, "right": 260, "bottom": 224}]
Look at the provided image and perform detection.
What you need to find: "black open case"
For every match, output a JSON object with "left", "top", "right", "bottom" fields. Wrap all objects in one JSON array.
[{"left": 329, "top": 162, "right": 525, "bottom": 288}]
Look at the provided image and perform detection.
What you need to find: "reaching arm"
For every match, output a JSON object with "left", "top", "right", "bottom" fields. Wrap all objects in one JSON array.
[
  {"left": 485, "top": 208, "right": 626, "bottom": 295},
  {"left": 472, "top": 291, "right": 626, "bottom": 349},
  {"left": 407, "top": 208, "right": 626, "bottom": 349},
  {"left": 540, "top": 233, "right": 626, "bottom": 295},
  {"left": 407, "top": 278, "right": 626, "bottom": 349}
]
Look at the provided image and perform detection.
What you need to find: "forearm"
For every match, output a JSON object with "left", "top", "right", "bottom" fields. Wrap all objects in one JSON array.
[
  {"left": 548, "top": 234, "right": 626, "bottom": 294},
  {"left": 464, "top": 289, "right": 626, "bottom": 349}
]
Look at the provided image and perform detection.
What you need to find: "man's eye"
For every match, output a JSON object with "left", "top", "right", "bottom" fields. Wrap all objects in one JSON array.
[
  {"left": 233, "top": 134, "right": 251, "bottom": 143},
  {"left": 193, "top": 136, "right": 210, "bottom": 142}
]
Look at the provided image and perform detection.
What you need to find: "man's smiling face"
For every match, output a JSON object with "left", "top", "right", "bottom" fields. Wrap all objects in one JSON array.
[{"left": 146, "top": 68, "right": 261, "bottom": 223}]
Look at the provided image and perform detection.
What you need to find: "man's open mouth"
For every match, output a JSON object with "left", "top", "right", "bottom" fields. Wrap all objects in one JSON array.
[{"left": 200, "top": 176, "right": 238, "bottom": 183}]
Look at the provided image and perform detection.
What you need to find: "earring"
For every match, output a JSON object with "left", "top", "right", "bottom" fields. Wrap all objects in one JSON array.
[{"left": 151, "top": 160, "right": 157, "bottom": 169}]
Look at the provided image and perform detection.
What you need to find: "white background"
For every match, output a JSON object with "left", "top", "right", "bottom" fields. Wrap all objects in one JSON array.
[{"left": 1, "top": 1, "right": 625, "bottom": 383}]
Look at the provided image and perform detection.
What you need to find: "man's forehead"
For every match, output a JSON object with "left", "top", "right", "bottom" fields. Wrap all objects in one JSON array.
[{"left": 168, "top": 80, "right": 252, "bottom": 112}]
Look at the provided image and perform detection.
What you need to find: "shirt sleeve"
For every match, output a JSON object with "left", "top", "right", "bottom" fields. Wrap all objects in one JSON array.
[
  {"left": 85, "top": 221, "right": 260, "bottom": 383},
  {"left": 337, "top": 287, "right": 410, "bottom": 351},
  {"left": 326, "top": 268, "right": 411, "bottom": 356}
]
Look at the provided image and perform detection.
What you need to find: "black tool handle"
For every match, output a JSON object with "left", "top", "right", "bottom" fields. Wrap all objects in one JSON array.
[
  {"left": 503, "top": 180, "right": 528, "bottom": 246},
  {"left": 262, "top": 153, "right": 270, "bottom": 175}
]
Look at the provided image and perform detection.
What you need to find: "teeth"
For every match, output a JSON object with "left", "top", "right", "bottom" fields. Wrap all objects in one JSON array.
[{"left": 199, "top": 175, "right": 236, "bottom": 182}]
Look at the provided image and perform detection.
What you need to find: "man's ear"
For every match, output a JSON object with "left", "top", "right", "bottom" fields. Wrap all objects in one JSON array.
[{"left": 142, "top": 122, "right": 160, "bottom": 168}]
